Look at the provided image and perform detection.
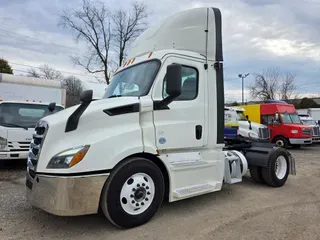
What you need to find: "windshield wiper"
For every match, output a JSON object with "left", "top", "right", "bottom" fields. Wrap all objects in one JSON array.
[
  {"left": 0, "top": 123, "right": 29, "bottom": 130},
  {"left": 108, "top": 94, "right": 122, "bottom": 98}
]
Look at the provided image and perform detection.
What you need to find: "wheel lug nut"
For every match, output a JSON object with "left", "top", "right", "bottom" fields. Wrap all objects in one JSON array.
[
  {"left": 142, "top": 183, "right": 145, "bottom": 186},
  {"left": 136, "top": 203, "right": 139, "bottom": 207},
  {"left": 130, "top": 194, "right": 134, "bottom": 198},
  {"left": 146, "top": 186, "right": 149, "bottom": 189},
  {"left": 147, "top": 192, "right": 150, "bottom": 195},
  {"left": 141, "top": 202, "right": 144, "bottom": 206},
  {"left": 132, "top": 200, "right": 135, "bottom": 204},
  {"left": 132, "top": 188, "right": 136, "bottom": 191},
  {"left": 137, "top": 184, "right": 140, "bottom": 187},
  {"left": 145, "top": 198, "right": 149, "bottom": 201}
]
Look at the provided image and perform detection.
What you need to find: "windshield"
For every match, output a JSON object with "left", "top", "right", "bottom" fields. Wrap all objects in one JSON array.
[
  {"left": 301, "top": 119, "right": 316, "bottom": 125},
  {"left": 236, "top": 111, "right": 247, "bottom": 121},
  {"left": 103, "top": 60, "right": 161, "bottom": 98},
  {"left": 0, "top": 103, "right": 64, "bottom": 129},
  {"left": 281, "top": 112, "right": 302, "bottom": 124}
]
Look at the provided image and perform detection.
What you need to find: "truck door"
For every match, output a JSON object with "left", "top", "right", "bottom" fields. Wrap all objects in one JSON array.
[{"left": 152, "top": 56, "right": 206, "bottom": 150}]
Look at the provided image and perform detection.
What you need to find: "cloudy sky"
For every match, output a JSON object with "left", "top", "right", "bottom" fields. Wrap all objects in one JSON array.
[{"left": 1, "top": 0, "right": 320, "bottom": 102}]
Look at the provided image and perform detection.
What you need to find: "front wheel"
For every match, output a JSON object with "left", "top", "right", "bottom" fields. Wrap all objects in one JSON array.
[
  {"left": 273, "top": 136, "right": 289, "bottom": 148},
  {"left": 100, "top": 157, "right": 165, "bottom": 229},
  {"left": 261, "top": 148, "right": 290, "bottom": 187}
]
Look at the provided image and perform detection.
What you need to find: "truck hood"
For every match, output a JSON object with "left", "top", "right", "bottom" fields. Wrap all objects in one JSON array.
[
  {"left": 238, "top": 120, "right": 267, "bottom": 129},
  {"left": 42, "top": 97, "right": 139, "bottom": 126}
]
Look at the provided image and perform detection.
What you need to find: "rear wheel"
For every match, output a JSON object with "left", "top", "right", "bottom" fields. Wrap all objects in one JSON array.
[
  {"left": 249, "top": 167, "right": 265, "bottom": 183},
  {"left": 261, "top": 148, "right": 290, "bottom": 187},
  {"left": 273, "top": 136, "right": 289, "bottom": 148},
  {"left": 100, "top": 157, "right": 165, "bottom": 229}
]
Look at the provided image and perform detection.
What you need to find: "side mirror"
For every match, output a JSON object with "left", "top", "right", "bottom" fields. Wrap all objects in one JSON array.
[
  {"left": 80, "top": 90, "right": 93, "bottom": 103},
  {"left": 275, "top": 112, "right": 280, "bottom": 121},
  {"left": 48, "top": 102, "right": 56, "bottom": 112},
  {"left": 166, "top": 64, "right": 182, "bottom": 98}
]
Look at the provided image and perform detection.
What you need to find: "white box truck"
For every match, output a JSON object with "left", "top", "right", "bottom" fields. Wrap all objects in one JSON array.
[
  {"left": 26, "top": 7, "right": 295, "bottom": 229},
  {"left": 0, "top": 73, "right": 65, "bottom": 160}
]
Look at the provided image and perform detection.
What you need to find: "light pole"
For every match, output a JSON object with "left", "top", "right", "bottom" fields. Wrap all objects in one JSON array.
[{"left": 238, "top": 73, "right": 250, "bottom": 105}]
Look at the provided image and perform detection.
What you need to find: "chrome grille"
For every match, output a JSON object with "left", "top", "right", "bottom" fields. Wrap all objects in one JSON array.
[
  {"left": 302, "top": 129, "right": 312, "bottom": 136},
  {"left": 258, "top": 127, "right": 270, "bottom": 139},
  {"left": 27, "top": 121, "right": 48, "bottom": 175},
  {"left": 312, "top": 126, "right": 320, "bottom": 136},
  {"left": 8, "top": 141, "right": 30, "bottom": 152}
]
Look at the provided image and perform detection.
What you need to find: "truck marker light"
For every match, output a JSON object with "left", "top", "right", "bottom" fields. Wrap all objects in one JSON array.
[
  {"left": 148, "top": 52, "right": 153, "bottom": 58},
  {"left": 130, "top": 58, "right": 136, "bottom": 64}
]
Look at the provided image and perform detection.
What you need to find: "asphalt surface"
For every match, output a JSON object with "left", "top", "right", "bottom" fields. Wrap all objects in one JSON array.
[{"left": 0, "top": 146, "right": 319, "bottom": 240}]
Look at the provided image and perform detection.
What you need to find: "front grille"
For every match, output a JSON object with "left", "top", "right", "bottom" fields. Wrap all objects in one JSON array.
[
  {"left": 312, "top": 126, "right": 320, "bottom": 136},
  {"left": 8, "top": 141, "right": 31, "bottom": 152},
  {"left": 258, "top": 127, "right": 270, "bottom": 139},
  {"left": 27, "top": 121, "right": 48, "bottom": 175},
  {"left": 302, "top": 129, "right": 312, "bottom": 136}
]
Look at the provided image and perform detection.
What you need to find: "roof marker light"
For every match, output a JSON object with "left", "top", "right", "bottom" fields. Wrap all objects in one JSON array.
[{"left": 148, "top": 52, "right": 153, "bottom": 58}]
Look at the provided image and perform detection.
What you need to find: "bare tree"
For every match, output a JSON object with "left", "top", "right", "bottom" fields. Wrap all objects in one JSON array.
[
  {"left": 63, "top": 76, "right": 83, "bottom": 107},
  {"left": 112, "top": 1, "right": 149, "bottom": 66},
  {"left": 280, "top": 72, "right": 297, "bottom": 100},
  {"left": 27, "top": 64, "right": 63, "bottom": 80},
  {"left": 249, "top": 68, "right": 298, "bottom": 101},
  {"left": 249, "top": 68, "right": 280, "bottom": 100},
  {"left": 59, "top": 0, "right": 113, "bottom": 84},
  {"left": 27, "top": 68, "right": 41, "bottom": 78}
]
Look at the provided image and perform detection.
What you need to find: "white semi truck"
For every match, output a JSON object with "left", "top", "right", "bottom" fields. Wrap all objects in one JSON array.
[
  {"left": 225, "top": 106, "right": 270, "bottom": 141},
  {"left": 0, "top": 73, "right": 65, "bottom": 160},
  {"left": 297, "top": 109, "right": 320, "bottom": 143},
  {"left": 26, "top": 7, "right": 296, "bottom": 229}
]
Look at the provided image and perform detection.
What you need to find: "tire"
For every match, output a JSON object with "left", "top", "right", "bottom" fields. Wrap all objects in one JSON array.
[
  {"left": 273, "top": 136, "right": 289, "bottom": 148},
  {"left": 291, "top": 144, "right": 301, "bottom": 149},
  {"left": 100, "top": 157, "right": 165, "bottom": 229},
  {"left": 249, "top": 167, "right": 265, "bottom": 183},
  {"left": 261, "top": 148, "right": 290, "bottom": 187}
]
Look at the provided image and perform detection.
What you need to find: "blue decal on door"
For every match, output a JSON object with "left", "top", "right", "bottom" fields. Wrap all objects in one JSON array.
[{"left": 159, "top": 137, "right": 166, "bottom": 144}]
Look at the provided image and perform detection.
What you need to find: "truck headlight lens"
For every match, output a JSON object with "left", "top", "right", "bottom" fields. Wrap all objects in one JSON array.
[
  {"left": 47, "top": 145, "right": 90, "bottom": 169},
  {"left": 291, "top": 130, "right": 298, "bottom": 134},
  {"left": 0, "top": 137, "right": 7, "bottom": 150},
  {"left": 248, "top": 132, "right": 258, "bottom": 138}
]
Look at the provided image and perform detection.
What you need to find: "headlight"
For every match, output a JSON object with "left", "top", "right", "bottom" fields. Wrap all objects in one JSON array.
[
  {"left": 291, "top": 130, "right": 298, "bottom": 134},
  {"left": 248, "top": 132, "right": 258, "bottom": 138},
  {"left": 0, "top": 137, "right": 7, "bottom": 150},
  {"left": 47, "top": 145, "right": 90, "bottom": 169}
]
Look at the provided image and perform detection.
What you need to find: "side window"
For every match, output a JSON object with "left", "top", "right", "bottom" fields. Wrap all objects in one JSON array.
[
  {"left": 262, "top": 115, "right": 274, "bottom": 125},
  {"left": 163, "top": 65, "right": 198, "bottom": 101}
]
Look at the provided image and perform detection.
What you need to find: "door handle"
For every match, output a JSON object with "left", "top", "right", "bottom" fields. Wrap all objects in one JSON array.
[{"left": 195, "top": 125, "right": 202, "bottom": 140}]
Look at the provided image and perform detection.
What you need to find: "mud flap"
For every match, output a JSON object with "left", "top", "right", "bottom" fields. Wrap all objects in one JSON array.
[{"left": 287, "top": 151, "right": 296, "bottom": 175}]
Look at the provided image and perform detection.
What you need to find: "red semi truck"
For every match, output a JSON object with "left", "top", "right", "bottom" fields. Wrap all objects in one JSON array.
[{"left": 241, "top": 102, "right": 312, "bottom": 148}]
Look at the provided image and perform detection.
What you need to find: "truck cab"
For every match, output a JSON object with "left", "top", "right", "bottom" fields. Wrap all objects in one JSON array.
[
  {"left": 298, "top": 114, "right": 320, "bottom": 143},
  {"left": 241, "top": 103, "right": 312, "bottom": 148},
  {"left": 225, "top": 106, "right": 269, "bottom": 141},
  {"left": 0, "top": 101, "right": 64, "bottom": 160},
  {"left": 25, "top": 7, "right": 295, "bottom": 229}
]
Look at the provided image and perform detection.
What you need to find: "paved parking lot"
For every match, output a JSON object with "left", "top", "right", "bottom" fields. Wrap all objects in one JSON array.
[{"left": 1, "top": 146, "right": 320, "bottom": 240}]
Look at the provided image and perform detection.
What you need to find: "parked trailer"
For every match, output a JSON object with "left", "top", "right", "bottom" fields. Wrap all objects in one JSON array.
[
  {"left": 0, "top": 73, "right": 65, "bottom": 160},
  {"left": 26, "top": 7, "right": 296, "bottom": 229}
]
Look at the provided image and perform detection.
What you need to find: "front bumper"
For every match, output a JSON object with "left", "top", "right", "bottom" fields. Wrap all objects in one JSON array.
[
  {"left": 0, "top": 151, "right": 28, "bottom": 160},
  {"left": 312, "top": 136, "right": 320, "bottom": 143},
  {"left": 289, "top": 138, "right": 312, "bottom": 145},
  {"left": 26, "top": 171, "right": 109, "bottom": 216}
]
